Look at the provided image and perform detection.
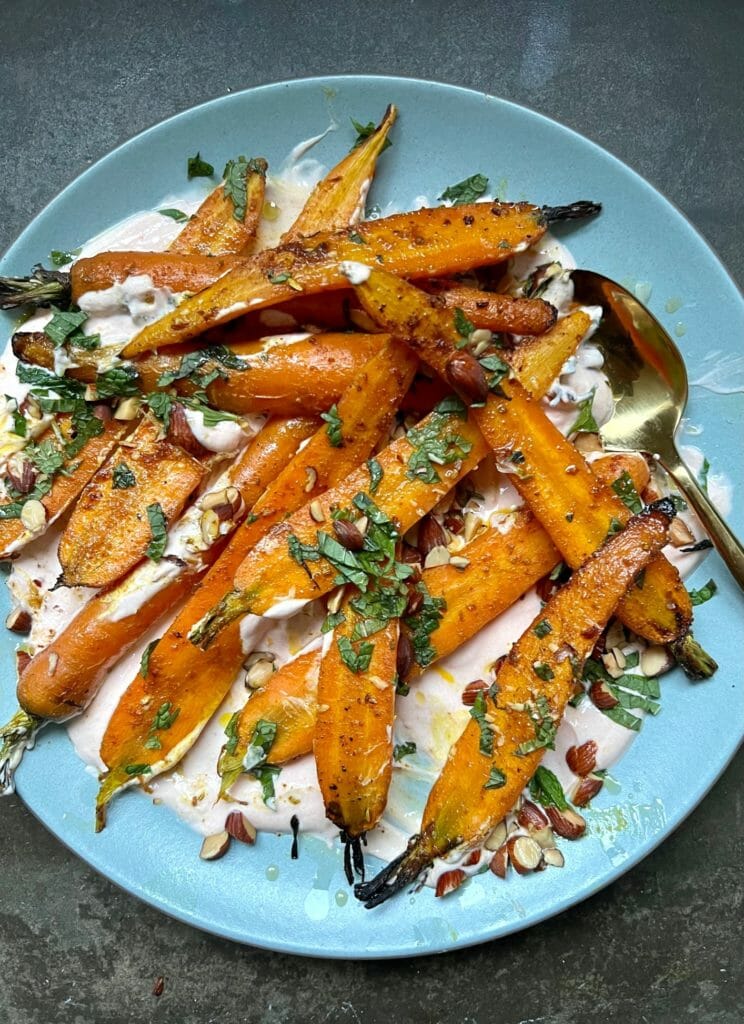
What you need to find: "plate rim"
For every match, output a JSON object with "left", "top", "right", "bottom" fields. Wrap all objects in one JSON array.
[{"left": 3, "top": 73, "right": 743, "bottom": 959}]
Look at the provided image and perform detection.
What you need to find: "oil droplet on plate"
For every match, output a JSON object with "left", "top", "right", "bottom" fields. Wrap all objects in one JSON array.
[
  {"left": 674, "top": 322, "right": 687, "bottom": 337},
  {"left": 334, "top": 890, "right": 348, "bottom": 907},
  {"left": 265, "top": 864, "right": 279, "bottom": 881},
  {"left": 665, "top": 296, "right": 683, "bottom": 314},
  {"left": 634, "top": 281, "right": 652, "bottom": 304}
]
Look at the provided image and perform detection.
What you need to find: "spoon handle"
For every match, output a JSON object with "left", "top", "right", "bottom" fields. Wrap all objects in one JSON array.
[{"left": 659, "top": 445, "right": 744, "bottom": 592}]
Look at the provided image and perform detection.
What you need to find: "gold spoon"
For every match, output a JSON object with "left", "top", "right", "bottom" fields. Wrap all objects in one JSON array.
[{"left": 572, "top": 270, "right": 744, "bottom": 591}]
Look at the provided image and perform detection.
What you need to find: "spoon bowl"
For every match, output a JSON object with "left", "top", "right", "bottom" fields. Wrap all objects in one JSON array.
[{"left": 571, "top": 270, "right": 744, "bottom": 590}]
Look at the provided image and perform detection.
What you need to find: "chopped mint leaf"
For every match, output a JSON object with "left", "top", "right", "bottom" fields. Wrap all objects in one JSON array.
[
  {"left": 567, "top": 391, "right": 598, "bottom": 435},
  {"left": 612, "top": 470, "right": 643, "bottom": 513},
  {"left": 469, "top": 691, "right": 494, "bottom": 756},
  {"left": 484, "top": 766, "right": 507, "bottom": 790},
  {"left": 439, "top": 173, "right": 489, "bottom": 205},
  {"left": 688, "top": 578, "right": 717, "bottom": 606},
  {"left": 158, "top": 208, "right": 190, "bottom": 223},
  {"left": 337, "top": 635, "right": 374, "bottom": 674},
  {"left": 529, "top": 765, "right": 568, "bottom": 810},
  {"left": 393, "top": 741, "right": 416, "bottom": 761},
  {"left": 321, "top": 404, "right": 343, "bottom": 447},
  {"left": 139, "top": 639, "right": 159, "bottom": 678},
  {"left": 366, "top": 458, "right": 383, "bottom": 494},
  {"left": 145, "top": 502, "right": 167, "bottom": 562},
  {"left": 112, "top": 462, "right": 136, "bottom": 489},
  {"left": 187, "top": 152, "right": 214, "bottom": 178}
]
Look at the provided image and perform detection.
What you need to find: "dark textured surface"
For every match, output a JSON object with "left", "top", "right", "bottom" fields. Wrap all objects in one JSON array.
[{"left": 1, "top": 1, "right": 742, "bottom": 1022}]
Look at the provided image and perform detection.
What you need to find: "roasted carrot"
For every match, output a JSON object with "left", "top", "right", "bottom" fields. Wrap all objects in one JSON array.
[
  {"left": 356, "top": 499, "right": 677, "bottom": 907},
  {"left": 349, "top": 268, "right": 702, "bottom": 667},
  {"left": 0, "top": 419, "right": 126, "bottom": 559},
  {"left": 217, "top": 452, "right": 649, "bottom": 781},
  {"left": 118, "top": 202, "right": 547, "bottom": 356},
  {"left": 315, "top": 606, "right": 399, "bottom": 872},
  {"left": 170, "top": 158, "right": 267, "bottom": 256},
  {"left": 95, "top": 341, "right": 417, "bottom": 825},
  {"left": 12, "top": 330, "right": 387, "bottom": 417},
  {"left": 57, "top": 417, "right": 205, "bottom": 588},
  {"left": 216, "top": 647, "right": 322, "bottom": 796},
  {"left": 283, "top": 106, "right": 397, "bottom": 241},
  {"left": 427, "top": 283, "right": 557, "bottom": 336},
  {"left": 16, "top": 416, "right": 317, "bottom": 721},
  {"left": 70, "top": 251, "right": 233, "bottom": 300}
]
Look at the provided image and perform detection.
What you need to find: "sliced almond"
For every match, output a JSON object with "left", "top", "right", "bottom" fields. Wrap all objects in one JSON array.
[
  {"left": 5, "top": 607, "right": 32, "bottom": 634},
  {"left": 20, "top": 499, "right": 46, "bottom": 534},
  {"left": 517, "top": 799, "right": 549, "bottom": 832},
  {"left": 200, "top": 508, "right": 220, "bottom": 546},
  {"left": 449, "top": 555, "right": 470, "bottom": 570},
  {"left": 590, "top": 679, "right": 619, "bottom": 710},
  {"left": 542, "top": 847, "right": 565, "bottom": 868},
  {"left": 507, "top": 835, "right": 543, "bottom": 874},
  {"left": 461, "top": 679, "right": 488, "bottom": 707},
  {"left": 199, "top": 830, "right": 231, "bottom": 861},
  {"left": 484, "top": 819, "right": 508, "bottom": 852},
  {"left": 396, "top": 629, "right": 414, "bottom": 680},
  {"left": 245, "top": 659, "right": 274, "bottom": 689},
  {"left": 114, "top": 396, "right": 142, "bottom": 420},
  {"left": 566, "top": 739, "right": 598, "bottom": 776},
  {"left": 423, "top": 545, "right": 450, "bottom": 569},
  {"left": 545, "top": 806, "right": 586, "bottom": 840},
  {"left": 489, "top": 843, "right": 510, "bottom": 878},
  {"left": 225, "top": 811, "right": 257, "bottom": 845},
  {"left": 435, "top": 868, "right": 466, "bottom": 898},
  {"left": 418, "top": 515, "right": 447, "bottom": 557},
  {"left": 640, "top": 644, "right": 674, "bottom": 678},
  {"left": 201, "top": 487, "right": 242, "bottom": 521},
  {"left": 573, "top": 432, "right": 603, "bottom": 454},
  {"left": 303, "top": 466, "right": 318, "bottom": 493},
  {"left": 5, "top": 454, "right": 37, "bottom": 495},
  {"left": 309, "top": 500, "right": 325, "bottom": 523},
  {"left": 572, "top": 773, "right": 604, "bottom": 807},
  {"left": 332, "top": 519, "right": 364, "bottom": 551},
  {"left": 531, "top": 826, "right": 557, "bottom": 850},
  {"left": 326, "top": 587, "right": 345, "bottom": 615},
  {"left": 669, "top": 517, "right": 695, "bottom": 548}
]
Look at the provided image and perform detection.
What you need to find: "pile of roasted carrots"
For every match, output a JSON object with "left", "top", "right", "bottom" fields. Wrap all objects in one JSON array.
[{"left": 0, "top": 105, "right": 717, "bottom": 907}]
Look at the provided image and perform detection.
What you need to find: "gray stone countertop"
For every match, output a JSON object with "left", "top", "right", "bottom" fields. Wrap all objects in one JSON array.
[{"left": 1, "top": 1, "right": 742, "bottom": 1022}]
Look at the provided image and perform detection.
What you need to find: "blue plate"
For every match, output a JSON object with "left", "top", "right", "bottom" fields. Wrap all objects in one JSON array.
[{"left": 2, "top": 75, "right": 743, "bottom": 958}]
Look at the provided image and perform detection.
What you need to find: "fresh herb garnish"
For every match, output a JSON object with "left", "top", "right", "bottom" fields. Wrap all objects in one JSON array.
[
  {"left": 96, "top": 365, "right": 140, "bottom": 398},
  {"left": 223, "top": 711, "right": 240, "bottom": 756},
  {"left": 157, "top": 345, "right": 247, "bottom": 390},
  {"left": 515, "top": 695, "right": 557, "bottom": 756},
  {"left": 404, "top": 581, "right": 446, "bottom": 668},
  {"left": 124, "top": 763, "right": 152, "bottom": 776},
  {"left": 688, "top": 578, "right": 717, "bottom": 606},
  {"left": 479, "top": 353, "right": 510, "bottom": 394},
  {"left": 321, "top": 404, "right": 343, "bottom": 447},
  {"left": 321, "top": 610, "right": 346, "bottom": 634},
  {"left": 348, "top": 230, "right": 367, "bottom": 245},
  {"left": 151, "top": 701, "right": 179, "bottom": 732},
  {"left": 287, "top": 534, "right": 322, "bottom": 572},
  {"left": 187, "top": 152, "right": 214, "bottom": 178},
  {"left": 484, "top": 766, "right": 507, "bottom": 790},
  {"left": 350, "top": 117, "right": 391, "bottom": 151},
  {"left": 366, "top": 458, "right": 383, "bottom": 494},
  {"left": 529, "top": 765, "right": 568, "bottom": 809},
  {"left": 438, "top": 173, "right": 489, "bottom": 205},
  {"left": 145, "top": 503, "right": 167, "bottom": 562},
  {"left": 405, "top": 396, "right": 472, "bottom": 483},
  {"left": 112, "top": 462, "right": 136, "bottom": 489},
  {"left": 453, "top": 307, "right": 474, "bottom": 346},
  {"left": 252, "top": 764, "right": 281, "bottom": 808},
  {"left": 567, "top": 391, "right": 598, "bottom": 435},
  {"left": 605, "top": 516, "right": 624, "bottom": 540},
  {"left": 43, "top": 308, "right": 88, "bottom": 348},
  {"left": 469, "top": 691, "right": 494, "bottom": 756},
  {"left": 583, "top": 657, "right": 661, "bottom": 730},
  {"left": 222, "top": 155, "right": 265, "bottom": 221},
  {"left": 699, "top": 457, "right": 710, "bottom": 494},
  {"left": 350, "top": 582, "right": 408, "bottom": 640},
  {"left": 533, "top": 619, "right": 552, "bottom": 639},
  {"left": 337, "top": 634, "right": 374, "bottom": 673},
  {"left": 139, "top": 639, "right": 159, "bottom": 678},
  {"left": 393, "top": 741, "right": 417, "bottom": 761},
  {"left": 158, "top": 208, "right": 190, "bottom": 223},
  {"left": 146, "top": 392, "right": 175, "bottom": 432},
  {"left": 533, "top": 661, "right": 554, "bottom": 681},
  {"left": 612, "top": 470, "right": 643, "bottom": 513},
  {"left": 242, "top": 718, "right": 277, "bottom": 771},
  {"left": 267, "top": 271, "right": 291, "bottom": 285},
  {"left": 49, "top": 247, "right": 81, "bottom": 267}
]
